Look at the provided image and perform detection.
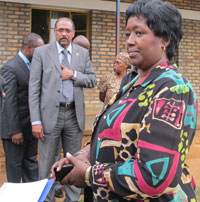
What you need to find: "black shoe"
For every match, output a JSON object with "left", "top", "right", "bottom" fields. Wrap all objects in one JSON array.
[{"left": 55, "top": 188, "right": 64, "bottom": 198}]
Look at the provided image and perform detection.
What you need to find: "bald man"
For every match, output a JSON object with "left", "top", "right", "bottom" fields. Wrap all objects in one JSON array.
[{"left": 73, "top": 35, "right": 90, "bottom": 50}]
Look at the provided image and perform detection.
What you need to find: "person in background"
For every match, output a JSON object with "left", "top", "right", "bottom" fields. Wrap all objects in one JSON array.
[
  {"left": 0, "top": 33, "right": 44, "bottom": 183},
  {"left": 98, "top": 52, "right": 131, "bottom": 105},
  {"left": 54, "top": 34, "right": 91, "bottom": 199},
  {"left": 50, "top": 0, "right": 198, "bottom": 201},
  {"left": 29, "top": 17, "right": 96, "bottom": 202},
  {"left": 73, "top": 35, "right": 90, "bottom": 50}
]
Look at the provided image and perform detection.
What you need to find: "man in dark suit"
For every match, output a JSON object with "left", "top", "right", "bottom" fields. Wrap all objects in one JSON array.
[
  {"left": 0, "top": 33, "right": 44, "bottom": 183},
  {"left": 29, "top": 18, "right": 96, "bottom": 202},
  {"left": 0, "top": 75, "right": 5, "bottom": 137}
]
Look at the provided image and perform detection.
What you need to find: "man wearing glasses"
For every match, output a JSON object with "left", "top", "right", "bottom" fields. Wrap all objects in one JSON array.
[{"left": 29, "top": 17, "right": 96, "bottom": 202}]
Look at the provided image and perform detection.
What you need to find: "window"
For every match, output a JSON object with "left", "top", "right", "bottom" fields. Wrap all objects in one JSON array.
[{"left": 31, "top": 9, "right": 89, "bottom": 44}]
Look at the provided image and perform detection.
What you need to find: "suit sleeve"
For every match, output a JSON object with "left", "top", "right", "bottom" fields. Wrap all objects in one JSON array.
[
  {"left": 0, "top": 66, "right": 22, "bottom": 136},
  {"left": 29, "top": 48, "right": 43, "bottom": 123},
  {"left": 73, "top": 50, "right": 96, "bottom": 88},
  {"left": 0, "top": 75, "right": 5, "bottom": 88}
]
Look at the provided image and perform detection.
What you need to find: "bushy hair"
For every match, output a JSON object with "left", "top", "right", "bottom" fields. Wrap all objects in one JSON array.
[{"left": 126, "top": 0, "right": 183, "bottom": 60}]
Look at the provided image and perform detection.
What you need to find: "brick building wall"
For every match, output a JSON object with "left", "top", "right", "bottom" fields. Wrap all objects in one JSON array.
[
  {"left": 90, "top": 6, "right": 200, "bottom": 112},
  {"left": 88, "top": 10, "right": 127, "bottom": 111},
  {"left": 0, "top": 1, "right": 199, "bottom": 113},
  {"left": 0, "top": 2, "right": 31, "bottom": 68},
  {"left": 167, "top": 0, "right": 200, "bottom": 11},
  {"left": 105, "top": 0, "right": 200, "bottom": 11},
  {"left": 179, "top": 19, "right": 200, "bottom": 102}
]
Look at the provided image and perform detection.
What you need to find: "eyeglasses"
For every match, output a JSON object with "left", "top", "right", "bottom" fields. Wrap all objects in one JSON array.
[
  {"left": 56, "top": 28, "right": 73, "bottom": 33},
  {"left": 114, "top": 61, "right": 122, "bottom": 65}
]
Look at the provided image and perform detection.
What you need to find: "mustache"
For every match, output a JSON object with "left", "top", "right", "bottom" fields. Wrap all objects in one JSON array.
[{"left": 60, "top": 37, "right": 68, "bottom": 40}]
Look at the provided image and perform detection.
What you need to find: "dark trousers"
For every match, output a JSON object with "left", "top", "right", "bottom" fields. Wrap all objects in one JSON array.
[{"left": 2, "top": 137, "right": 38, "bottom": 183}]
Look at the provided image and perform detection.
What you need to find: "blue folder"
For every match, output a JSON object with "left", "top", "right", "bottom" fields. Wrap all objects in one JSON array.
[{"left": 38, "top": 179, "right": 54, "bottom": 202}]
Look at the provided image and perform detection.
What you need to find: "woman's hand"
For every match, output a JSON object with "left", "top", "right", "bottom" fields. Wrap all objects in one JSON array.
[
  {"left": 50, "top": 157, "right": 69, "bottom": 181},
  {"left": 50, "top": 144, "right": 91, "bottom": 184},
  {"left": 60, "top": 153, "right": 91, "bottom": 188}
]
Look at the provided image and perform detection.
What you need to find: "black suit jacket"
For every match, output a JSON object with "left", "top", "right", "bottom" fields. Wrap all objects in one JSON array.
[
  {"left": 0, "top": 75, "right": 5, "bottom": 137},
  {"left": 0, "top": 54, "right": 33, "bottom": 139}
]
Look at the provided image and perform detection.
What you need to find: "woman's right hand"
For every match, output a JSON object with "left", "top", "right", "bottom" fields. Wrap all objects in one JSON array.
[
  {"left": 61, "top": 153, "right": 91, "bottom": 188},
  {"left": 50, "top": 157, "right": 69, "bottom": 181},
  {"left": 50, "top": 144, "right": 91, "bottom": 181}
]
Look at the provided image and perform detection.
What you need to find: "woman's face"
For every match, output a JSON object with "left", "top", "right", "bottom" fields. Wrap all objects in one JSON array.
[
  {"left": 126, "top": 15, "right": 168, "bottom": 72},
  {"left": 113, "top": 59, "right": 128, "bottom": 75}
]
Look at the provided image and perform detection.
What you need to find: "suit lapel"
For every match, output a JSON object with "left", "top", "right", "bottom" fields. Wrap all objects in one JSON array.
[
  {"left": 71, "top": 44, "right": 79, "bottom": 71},
  {"left": 48, "top": 42, "right": 61, "bottom": 75}
]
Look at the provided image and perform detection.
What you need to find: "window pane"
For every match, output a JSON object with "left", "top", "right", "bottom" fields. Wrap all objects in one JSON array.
[
  {"left": 72, "top": 15, "right": 87, "bottom": 30},
  {"left": 50, "top": 29, "right": 56, "bottom": 43},
  {"left": 31, "top": 9, "right": 50, "bottom": 44},
  {"left": 51, "top": 11, "right": 69, "bottom": 28},
  {"left": 74, "top": 32, "right": 87, "bottom": 38},
  {"left": 50, "top": 11, "right": 70, "bottom": 43}
]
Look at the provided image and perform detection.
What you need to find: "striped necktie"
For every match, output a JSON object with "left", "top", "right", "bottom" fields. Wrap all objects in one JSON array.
[{"left": 61, "top": 50, "right": 73, "bottom": 102}]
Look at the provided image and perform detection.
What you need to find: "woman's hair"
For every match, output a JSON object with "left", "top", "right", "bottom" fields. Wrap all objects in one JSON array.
[{"left": 126, "top": 0, "right": 183, "bottom": 60}]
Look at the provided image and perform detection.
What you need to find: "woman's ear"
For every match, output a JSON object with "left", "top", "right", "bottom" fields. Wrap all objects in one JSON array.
[{"left": 161, "top": 37, "right": 170, "bottom": 49}]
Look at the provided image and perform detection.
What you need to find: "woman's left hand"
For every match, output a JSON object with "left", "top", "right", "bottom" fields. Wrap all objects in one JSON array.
[{"left": 60, "top": 152, "right": 91, "bottom": 188}]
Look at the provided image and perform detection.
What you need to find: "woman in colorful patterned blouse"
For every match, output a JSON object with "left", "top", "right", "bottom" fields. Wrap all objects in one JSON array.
[
  {"left": 98, "top": 52, "right": 131, "bottom": 106},
  {"left": 51, "top": 0, "right": 198, "bottom": 201}
]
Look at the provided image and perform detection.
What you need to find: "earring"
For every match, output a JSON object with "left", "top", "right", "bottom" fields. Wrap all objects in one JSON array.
[{"left": 162, "top": 46, "right": 166, "bottom": 51}]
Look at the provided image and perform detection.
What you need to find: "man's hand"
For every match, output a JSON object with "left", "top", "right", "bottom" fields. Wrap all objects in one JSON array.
[
  {"left": 12, "top": 132, "right": 24, "bottom": 145},
  {"left": 61, "top": 64, "right": 74, "bottom": 80},
  {"left": 32, "top": 124, "right": 44, "bottom": 141}
]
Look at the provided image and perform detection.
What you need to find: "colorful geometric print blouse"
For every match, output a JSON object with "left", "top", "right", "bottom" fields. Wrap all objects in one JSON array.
[{"left": 90, "top": 61, "right": 198, "bottom": 202}]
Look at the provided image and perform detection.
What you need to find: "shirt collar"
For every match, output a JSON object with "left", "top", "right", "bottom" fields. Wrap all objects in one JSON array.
[
  {"left": 18, "top": 51, "right": 30, "bottom": 64},
  {"left": 56, "top": 41, "right": 72, "bottom": 55}
]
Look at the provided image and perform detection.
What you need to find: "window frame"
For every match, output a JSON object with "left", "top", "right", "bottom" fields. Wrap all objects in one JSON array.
[{"left": 31, "top": 7, "right": 90, "bottom": 43}]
